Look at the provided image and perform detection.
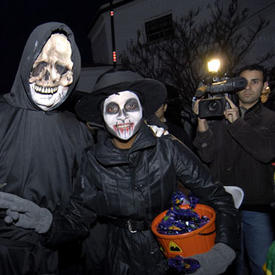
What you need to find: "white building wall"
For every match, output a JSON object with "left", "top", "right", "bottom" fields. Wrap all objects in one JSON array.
[
  {"left": 88, "top": 0, "right": 275, "bottom": 67},
  {"left": 88, "top": 12, "right": 111, "bottom": 64},
  {"left": 238, "top": 0, "right": 275, "bottom": 67},
  {"left": 89, "top": 0, "right": 212, "bottom": 65}
]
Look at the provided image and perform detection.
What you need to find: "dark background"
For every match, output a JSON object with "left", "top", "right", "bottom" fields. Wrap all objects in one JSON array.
[{"left": 0, "top": 0, "right": 109, "bottom": 93}]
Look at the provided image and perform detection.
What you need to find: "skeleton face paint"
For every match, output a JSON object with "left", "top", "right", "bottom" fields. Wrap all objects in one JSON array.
[
  {"left": 29, "top": 33, "right": 73, "bottom": 110},
  {"left": 103, "top": 91, "right": 143, "bottom": 140}
]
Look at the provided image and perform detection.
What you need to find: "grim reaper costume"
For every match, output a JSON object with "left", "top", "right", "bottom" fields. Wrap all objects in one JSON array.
[{"left": 0, "top": 22, "right": 94, "bottom": 274}]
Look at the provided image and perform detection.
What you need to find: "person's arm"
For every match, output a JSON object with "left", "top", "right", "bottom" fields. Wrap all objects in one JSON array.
[
  {"left": 42, "top": 149, "right": 100, "bottom": 247},
  {"left": 42, "top": 184, "right": 97, "bottom": 247},
  {"left": 172, "top": 138, "right": 240, "bottom": 251},
  {"left": 0, "top": 150, "right": 98, "bottom": 248},
  {"left": 0, "top": 187, "right": 95, "bottom": 247},
  {"left": 170, "top": 138, "right": 239, "bottom": 273},
  {"left": 192, "top": 98, "right": 216, "bottom": 163}
]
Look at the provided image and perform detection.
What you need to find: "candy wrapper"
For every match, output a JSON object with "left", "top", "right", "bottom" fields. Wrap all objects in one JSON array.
[
  {"left": 168, "top": 256, "right": 200, "bottom": 273},
  {"left": 157, "top": 192, "right": 210, "bottom": 235}
]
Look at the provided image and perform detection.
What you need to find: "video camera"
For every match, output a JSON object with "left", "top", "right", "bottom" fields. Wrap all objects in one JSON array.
[{"left": 194, "top": 76, "right": 247, "bottom": 118}]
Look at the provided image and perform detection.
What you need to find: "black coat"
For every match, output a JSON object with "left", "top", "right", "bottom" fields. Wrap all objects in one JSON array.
[
  {"left": 0, "top": 22, "right": 92, "bottom": 275},
  {"left": 194, "top": 102, "right": 275, "bottom": 209},
  {"left": 79, "top": 123, "right": 239, "bottom": 275}
]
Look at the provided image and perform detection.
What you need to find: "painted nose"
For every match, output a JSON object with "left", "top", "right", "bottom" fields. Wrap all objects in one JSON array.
[{"left": 117, "top": 109, "right": 128, "bottom": 121}]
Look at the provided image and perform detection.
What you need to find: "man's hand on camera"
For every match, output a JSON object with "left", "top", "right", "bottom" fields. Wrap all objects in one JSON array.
[
  {"left": 192, "top": 98, "right": 200, "bottom": 116},
  {"left": 224, "top": 96, "right": 240, "bottom": 123},
  {"left": 192, "top": 98, "right": 209, "bottom": 132}
]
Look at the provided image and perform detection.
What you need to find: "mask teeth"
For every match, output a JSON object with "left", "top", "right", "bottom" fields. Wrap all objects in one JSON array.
[
  {"left": 34, "top": 84, "right": 58, "bottom": 94},
  {"left": 114, "top": 123, "right": 134, "bottom": 138}
]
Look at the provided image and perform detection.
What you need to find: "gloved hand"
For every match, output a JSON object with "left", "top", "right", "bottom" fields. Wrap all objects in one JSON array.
[
  {"left": 191, "top": 243, "right": 236, "bottom": 275},
  {"left": 0, "top": 191, "right": 53, "bottom": 233},
  {"left": 147, "top": 125, "right": 169, "bottom": 137}
]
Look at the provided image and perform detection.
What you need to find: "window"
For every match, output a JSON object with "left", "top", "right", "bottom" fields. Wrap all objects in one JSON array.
[{"left": 145, "top": 14, "right": 174, "bottom": 42}]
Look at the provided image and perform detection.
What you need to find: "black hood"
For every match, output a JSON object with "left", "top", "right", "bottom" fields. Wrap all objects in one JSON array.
[{"left": 4, "top": 22, "right": 81, "bottom": 111}]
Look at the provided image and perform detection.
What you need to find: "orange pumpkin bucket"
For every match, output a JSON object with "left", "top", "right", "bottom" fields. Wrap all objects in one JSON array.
[{"left": 151, "top": 204, "right": 216, "bottom": 258}]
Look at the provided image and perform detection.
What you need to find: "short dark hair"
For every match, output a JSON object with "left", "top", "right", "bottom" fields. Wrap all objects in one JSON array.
[{"left": 238, "top": 64, "right": 267, "bottom": 82}]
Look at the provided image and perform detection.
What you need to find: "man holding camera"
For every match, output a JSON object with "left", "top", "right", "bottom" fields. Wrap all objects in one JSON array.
[{"left": 193, "top": 64, "right": 275, "bottom": 275}]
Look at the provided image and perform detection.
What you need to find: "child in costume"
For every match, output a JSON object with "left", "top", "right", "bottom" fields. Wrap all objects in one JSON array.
[{"left": 74, "top": 68, "right": 240, "bottom": 275}]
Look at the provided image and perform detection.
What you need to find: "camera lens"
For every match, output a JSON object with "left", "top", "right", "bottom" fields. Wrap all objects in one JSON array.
[
  {"left": 199, "top": 97, "right": 225, "bottom": 118},
  {"left": 208, "top": 101, "right": 219, "bottom": 112}
]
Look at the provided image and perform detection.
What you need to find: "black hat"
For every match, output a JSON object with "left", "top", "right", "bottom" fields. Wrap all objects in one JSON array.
[{"left": 75, "top": 69, "right": 167, "bottom": 124}]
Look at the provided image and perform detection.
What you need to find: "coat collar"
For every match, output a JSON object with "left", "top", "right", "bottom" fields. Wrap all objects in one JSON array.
[
  {"left": 243, "top": 100, "right": 262, "bottom": 119},
  {"left": 93, "top": 122, "right": 157, "bottom": 166}
]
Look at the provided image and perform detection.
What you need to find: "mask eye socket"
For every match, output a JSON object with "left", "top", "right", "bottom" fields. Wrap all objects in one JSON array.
[
  {"left": 105, "top": 102, "right": 119, "bottom": 114},
  {"left": 55, "top": 63, "right": 69, "bottom": 75},
  {"left": 124, "top": 98, "right": 140, "bottom": 112},
  {"left": 31, "top": 61, "right": 47, "bottom": 77}
]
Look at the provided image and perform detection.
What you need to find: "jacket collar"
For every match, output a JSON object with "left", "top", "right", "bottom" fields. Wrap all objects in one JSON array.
[
  {"left": 243, "top": 100, "right": 262, "bottom": 119},
  {"left": 93, "top": 122, "right": 157, "bottom": 166}
]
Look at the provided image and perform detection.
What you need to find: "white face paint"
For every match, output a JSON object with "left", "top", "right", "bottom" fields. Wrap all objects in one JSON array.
[
  {"left": 29, "top": 33, "right": 73, "bottom": 110},
  {"left": 103, "top": 91, "right": 143, "bottom": 140}
]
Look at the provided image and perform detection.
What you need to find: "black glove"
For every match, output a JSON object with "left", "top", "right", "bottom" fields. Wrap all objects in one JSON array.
[{"left": 0, "top": 191, "right": 53, "bottom": 233}]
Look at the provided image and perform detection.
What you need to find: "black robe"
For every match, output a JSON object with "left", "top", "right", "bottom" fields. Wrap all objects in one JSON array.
[{"left": 0, "top": 22, "right": 92, "bottom": 275}]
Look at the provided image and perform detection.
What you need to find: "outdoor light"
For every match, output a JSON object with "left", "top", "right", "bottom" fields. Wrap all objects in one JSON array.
[
  {"left": 207, "top": 58, "right": 221, "bottom": 73},
  {"left": 112, "top": 51, "right": 117, "bottom": 63},
  {"left": 109, "top": 0, "right": 117, "bottom": 67}
]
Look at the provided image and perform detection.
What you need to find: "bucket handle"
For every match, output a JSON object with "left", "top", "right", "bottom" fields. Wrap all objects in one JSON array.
[{"left": 198, "top": 229, "right": 216, "bottom": 236}]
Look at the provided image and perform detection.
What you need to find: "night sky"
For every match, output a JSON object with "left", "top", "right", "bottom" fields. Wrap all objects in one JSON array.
[{"left": 0, "top": 0, "right": 109, "bottom": 92}]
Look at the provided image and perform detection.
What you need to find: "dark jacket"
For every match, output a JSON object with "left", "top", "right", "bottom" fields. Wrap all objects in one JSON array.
[
  {"left": 0, "top": 22, "right": 92, "bottom": 275},
  {"left": 194, "top": 102, "right": 275, "bottom": 210},
  {"left": 77, "top": 123, "right": 239, "bottom": 275}
]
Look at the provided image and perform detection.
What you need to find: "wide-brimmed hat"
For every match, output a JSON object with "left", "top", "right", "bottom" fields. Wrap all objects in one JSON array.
[{"left": 75, "top": 69, "right": 167, "bottom": 124}]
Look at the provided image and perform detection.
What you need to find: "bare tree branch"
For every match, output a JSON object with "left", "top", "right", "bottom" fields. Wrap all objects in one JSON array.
[{"left": 120, "top": 0, "right": 273, "bottom": 106}]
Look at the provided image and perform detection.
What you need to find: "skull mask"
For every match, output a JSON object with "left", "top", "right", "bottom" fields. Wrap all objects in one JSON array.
[{"left": 29, "top": 33, "right": 73, "bottom": 110}]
